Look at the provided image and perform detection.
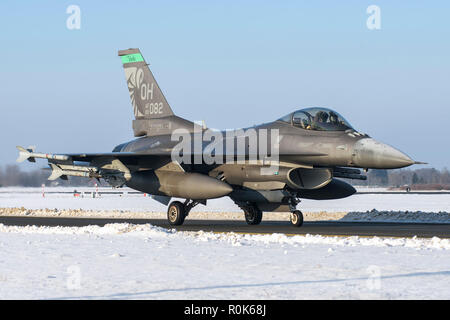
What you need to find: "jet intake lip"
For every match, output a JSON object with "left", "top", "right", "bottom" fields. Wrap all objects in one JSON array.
[{"left": 352, "top": 138, "right": 414, "bottom": 169}]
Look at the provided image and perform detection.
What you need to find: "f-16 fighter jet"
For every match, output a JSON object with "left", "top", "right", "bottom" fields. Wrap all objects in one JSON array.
[{"left": 17, "top": 49, "right": 424, "bottom": 227}]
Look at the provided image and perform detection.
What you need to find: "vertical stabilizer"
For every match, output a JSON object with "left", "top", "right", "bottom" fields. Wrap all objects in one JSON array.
[{"left": 119, "top": 48, "right": 174, "bottom": 119}]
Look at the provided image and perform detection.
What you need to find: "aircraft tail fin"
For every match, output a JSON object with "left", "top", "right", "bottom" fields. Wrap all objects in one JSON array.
[{"left": 118, "top": 48, "right": 174, "bottom": 120}]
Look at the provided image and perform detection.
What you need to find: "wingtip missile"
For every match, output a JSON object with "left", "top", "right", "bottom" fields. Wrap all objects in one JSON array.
[{"left": 16, "top": 146, "right": 71, "bottom": 163}]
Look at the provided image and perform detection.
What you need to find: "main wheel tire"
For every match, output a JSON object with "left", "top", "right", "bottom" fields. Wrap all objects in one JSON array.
[
  {"left": 244, "top": 207, "right": 263, "bottom": 225},
  {"left": 167, "top": 201, "right": 186, "bottom": 226},
  {"left": 290, "top": 210, "right": 304, "bottom": 227}
]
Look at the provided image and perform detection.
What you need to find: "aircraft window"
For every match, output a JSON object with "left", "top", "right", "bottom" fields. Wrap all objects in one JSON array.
[{"left": 278, "top": 114, "right": 292, "bottom": 123}]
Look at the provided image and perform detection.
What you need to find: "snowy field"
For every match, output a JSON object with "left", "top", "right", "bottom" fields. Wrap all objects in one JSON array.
[
  {"left": 1, "top": 187, "right": 450, "bottom": 223},
  {"left": 0, "top": 223, "right": 449, "bottom": 299},
  {"left": 0, "top": 187, "right": 449, "bottom": 299}
]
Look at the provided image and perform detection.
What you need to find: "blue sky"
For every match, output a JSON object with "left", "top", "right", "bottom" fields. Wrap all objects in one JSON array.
[{"left": 0, "top": 1, "right": 449, "bottom": 169}]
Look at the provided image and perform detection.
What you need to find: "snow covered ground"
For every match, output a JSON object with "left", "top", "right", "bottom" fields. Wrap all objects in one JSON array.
[
  {"left": 0, "top": 223, "right": 449, "bottom": 299},
  {"left": 1, "top": 187, "right": 449, "bottom": 223},
  {"left": 0, "top": 187, "right": 449, "bottom": 299}
]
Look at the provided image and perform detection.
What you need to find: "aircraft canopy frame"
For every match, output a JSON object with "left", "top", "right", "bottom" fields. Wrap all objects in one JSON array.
[{"left": 278, "top": 107, "right": 354, "bottom": 132}]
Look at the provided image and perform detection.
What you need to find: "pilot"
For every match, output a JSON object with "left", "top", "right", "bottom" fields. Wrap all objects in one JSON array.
[
  {"left": 329, "top": 111, "right": 339, "bottom": 124},
  {"left": 315, "top": 111, "right": 329, "bottom": 123},
  {"left": 302, "top": 112, "right": 313, "bottom": 130},
  {"left": 311, "top": 111, "right": 328, "bottom": 130},
  {"left": 301, "top": 119, "right": 310, "bottom": 129}
]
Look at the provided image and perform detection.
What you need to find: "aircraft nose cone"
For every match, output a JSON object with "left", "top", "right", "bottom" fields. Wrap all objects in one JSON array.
[{"left": 352, "top": 138, "right": 414, "bottom": 169}]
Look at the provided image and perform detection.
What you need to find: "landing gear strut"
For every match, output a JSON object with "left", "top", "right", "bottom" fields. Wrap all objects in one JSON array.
[
  {"left": 288, "top": 196, "right": 303, "bottom": 227},
  {"left": 167, "top": 199, "right": 201, "bottom": 226}
]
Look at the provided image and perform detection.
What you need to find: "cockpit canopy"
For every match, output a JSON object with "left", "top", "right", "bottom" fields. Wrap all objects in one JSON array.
[{"left": 278, "top": 107, "right": 354, "bottom": 132}]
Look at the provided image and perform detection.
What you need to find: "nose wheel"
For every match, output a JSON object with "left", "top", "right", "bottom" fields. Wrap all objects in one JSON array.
[{"left": 290, "top": 210, "right": 304, "bottom": 227}]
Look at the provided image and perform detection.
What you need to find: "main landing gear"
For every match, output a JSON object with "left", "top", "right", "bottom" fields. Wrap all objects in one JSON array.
[
  {"left": 238, "top": 197, "right": 304, "bottom": 227},
  {"left": 168, "top": 197, "right": 304, "bottom": 227},
  {"left": 167, "top": 199, "right": 201, "bottom": 226},
  {"left": 237, "top": 203, "right": 263, "bottom": 225},
  {"left": 243, "top": 205, "right": 263, "bottom": 225}
]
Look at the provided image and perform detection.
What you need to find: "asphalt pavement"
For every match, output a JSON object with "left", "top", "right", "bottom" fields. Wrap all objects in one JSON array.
[{"left": 0, "top": 216, "right": 448, "bottom": 238}]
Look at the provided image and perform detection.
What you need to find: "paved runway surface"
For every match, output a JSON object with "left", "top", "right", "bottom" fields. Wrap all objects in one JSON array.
[{"left": 0, "top": 216, "right": 449, "bottom": 238}]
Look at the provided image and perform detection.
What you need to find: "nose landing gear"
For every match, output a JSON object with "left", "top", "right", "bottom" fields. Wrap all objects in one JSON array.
[
  {"left": 290, "top": 210, "right": 304, "bottom": 227},
  {"left": 288, "top": 196, "right": 303, "bottom": 227}
]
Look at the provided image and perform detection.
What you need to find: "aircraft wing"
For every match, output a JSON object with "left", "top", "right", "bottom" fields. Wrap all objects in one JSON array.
[
  {"left": 16, "top": 146, "right": 177, "bottom": 185},
  {"left": 65, "top": 152, "right": 169, "bottom": 163},
  {"left": 16, "top": 145, "right": 330, "bottom": 186},
  {"left": 16, "top": 146, "right": 173, "bottom": 163}
]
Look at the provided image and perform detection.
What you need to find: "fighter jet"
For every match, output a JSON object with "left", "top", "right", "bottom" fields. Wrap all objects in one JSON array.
[{"left": 17, "top": 48, "right": 424, "bottom": 227}]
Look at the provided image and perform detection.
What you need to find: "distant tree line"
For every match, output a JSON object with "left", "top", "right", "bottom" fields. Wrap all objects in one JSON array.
[
  {"left": 1, "top": 164, "right": 449, "bottom": 189},
  {"left": 352, "top": 167, "right": 450, "bottom": 189},
  {"left": 0, "top": 164, "right": 102, "bottom": 187}
]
